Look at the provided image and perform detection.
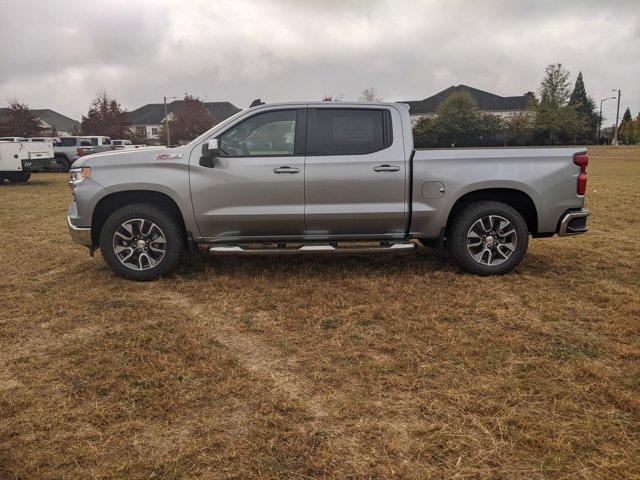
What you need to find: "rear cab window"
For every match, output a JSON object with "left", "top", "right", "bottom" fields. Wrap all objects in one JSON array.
[{"left": 310, "top": 108, "right": 393, "bottom": 155}]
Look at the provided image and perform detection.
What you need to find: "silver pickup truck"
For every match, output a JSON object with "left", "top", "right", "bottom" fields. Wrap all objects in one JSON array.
[{"left": 67, "top": 102, "right": 589, "bottom": 280}]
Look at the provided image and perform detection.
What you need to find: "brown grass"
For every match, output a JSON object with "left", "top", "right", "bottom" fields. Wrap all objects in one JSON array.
[{"left": 1, "top": 146, "right": 639, "bottom": 479}]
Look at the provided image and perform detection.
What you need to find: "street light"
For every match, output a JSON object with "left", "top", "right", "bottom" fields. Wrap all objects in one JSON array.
[
  {"left": 163, "top": 96, "right": 177, "bottom": 146},
  {"left": 597, "top": 96, "right": 616, "bottom": 145},
  {"left": 611, "top": 89, "right": 621, "bottom": 146}
]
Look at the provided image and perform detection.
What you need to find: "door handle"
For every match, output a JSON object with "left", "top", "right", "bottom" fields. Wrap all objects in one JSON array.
[
  {"left": 373, "top": 165, "right": 400, "bottom": 172},
  {"left": 273, "top": 166, "right": 300, "bottom": 174}
]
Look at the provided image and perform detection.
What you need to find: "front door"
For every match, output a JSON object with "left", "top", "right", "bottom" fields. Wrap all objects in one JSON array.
[
  {"left": 190, "top": 108, "right": 306, "bottom": 240},
  {"left": 304, "top": 107, "right": 407, "bottom": 236}
]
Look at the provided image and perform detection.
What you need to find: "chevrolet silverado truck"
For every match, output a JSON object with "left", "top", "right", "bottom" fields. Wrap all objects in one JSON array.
[{"left": 67, "top": 102, "right": 589, "bottom": 280}]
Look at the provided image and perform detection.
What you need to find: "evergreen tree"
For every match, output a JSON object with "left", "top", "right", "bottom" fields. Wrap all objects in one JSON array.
[
  {"left": 0, "top": 99, "right": 41, "bottom": 137},
  {"left": 568, "top": 71, "right": 598, "bottom": 143},
  {"left": 618, "top": 108, "right": 635, "bottom": 144},
  {"left": 81, "top": 90, "right": 130, "bottom": 138}
]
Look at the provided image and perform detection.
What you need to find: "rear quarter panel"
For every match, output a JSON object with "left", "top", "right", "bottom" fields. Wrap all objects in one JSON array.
[{"left": 411, "top": 147, "right": 586, "bottom": 238}]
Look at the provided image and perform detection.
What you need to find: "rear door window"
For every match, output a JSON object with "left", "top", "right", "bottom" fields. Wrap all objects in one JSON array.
[
  {"left": 316, "top": 109, "right": 386, "bottom": 155},
  {"left": 61, "top": 138, "right": 77, "bottom": 147}
]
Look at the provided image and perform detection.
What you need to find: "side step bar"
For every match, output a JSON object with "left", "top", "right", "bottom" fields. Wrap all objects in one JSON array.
[{"left": 205, "top": 241, "right": 418, "bottom": 256}]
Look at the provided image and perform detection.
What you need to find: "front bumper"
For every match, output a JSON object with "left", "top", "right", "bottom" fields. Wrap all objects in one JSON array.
[
  {"left": 22, "top": 157, "right": 58, "bottom": 172},
  {"left": 558, "top": 209, "right": 589, "bottom": 236},
  {"left": 67, "top": 216, "right": 92, "bottom": 247}
]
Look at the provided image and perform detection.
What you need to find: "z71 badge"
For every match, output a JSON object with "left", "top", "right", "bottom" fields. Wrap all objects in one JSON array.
[{"left": 154, "top": 153, "right": 183, "bottom": 160}]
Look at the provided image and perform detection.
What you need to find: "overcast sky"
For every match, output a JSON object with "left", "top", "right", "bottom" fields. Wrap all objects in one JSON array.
[{"left": 0, "top": 0, "right": 638, "bottom": 125}]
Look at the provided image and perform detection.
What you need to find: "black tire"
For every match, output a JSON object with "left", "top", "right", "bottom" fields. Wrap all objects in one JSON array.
[
  {"left": 99, "top": 203, "right": 184, "bottom": 281},
  {"left": 55, "top": 155, "right": 71, "bottom": 172},
  {"left": 7, "top": 172, "right": 31, "bottom": 182},
  {"left": 449, "top": 201, "right": 529, "bottom": 275}
]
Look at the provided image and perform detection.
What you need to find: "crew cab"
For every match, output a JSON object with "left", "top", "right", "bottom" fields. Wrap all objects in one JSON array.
[{"left": 67, "top": 102, "right": 589, "bottom": 280}]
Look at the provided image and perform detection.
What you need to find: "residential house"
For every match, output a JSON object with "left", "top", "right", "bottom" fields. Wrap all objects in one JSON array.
[
  {"left": 127, "top": 101, "right": 241, "bottom": 142},
  {"left": 0, "top": 108, "right": 80, "bottom": 136},
  {"left": 402, "top": 85, "right": 534, "bottom": 124}
]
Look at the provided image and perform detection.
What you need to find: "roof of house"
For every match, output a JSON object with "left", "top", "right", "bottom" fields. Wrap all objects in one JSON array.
[
  {"left": 0, "top": 108, "right": 79, "bottom": 132},
  {"left": 128, "top": 101, "right": 241, "bottom": 125},
  {"left": 401, "top": 85, "right": 533, "bottom": 114}
]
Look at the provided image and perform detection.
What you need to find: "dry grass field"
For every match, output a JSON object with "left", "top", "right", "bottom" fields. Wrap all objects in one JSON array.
[{"left": 1, "top": 146, "right": 639, "bottom": 479}]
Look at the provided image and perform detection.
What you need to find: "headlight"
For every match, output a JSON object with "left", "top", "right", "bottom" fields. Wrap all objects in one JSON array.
[{"left": 69, "top": 167, "right": 91, "bottom": 186}]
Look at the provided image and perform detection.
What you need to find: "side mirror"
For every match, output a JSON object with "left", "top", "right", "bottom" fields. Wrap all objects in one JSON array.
[{"left": 199, "top": 139, "right": 219, "bottom": 168}]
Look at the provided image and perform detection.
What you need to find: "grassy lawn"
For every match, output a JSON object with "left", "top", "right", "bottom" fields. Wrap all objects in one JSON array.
[{"left": 1, "top": 146, "right": 639, "bottom": 479}]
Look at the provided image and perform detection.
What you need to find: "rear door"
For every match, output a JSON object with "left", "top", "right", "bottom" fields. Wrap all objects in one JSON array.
[
  {"left": 304, "top": 107, "right": 407, "bottom": 236},
  {"left": 190, "top": 108, "right": 307, "bottom": 240}
]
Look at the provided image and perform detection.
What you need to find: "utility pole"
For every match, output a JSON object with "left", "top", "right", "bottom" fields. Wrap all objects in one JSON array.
[
  {"left": 597, "top": 96, "right": 616, "bottom": 145},
  {"left": 612, "top": 89, "right": 621, "bottom": 146},
  {"left": 163, "top": 96, "right": 177, "bottom": 146}
]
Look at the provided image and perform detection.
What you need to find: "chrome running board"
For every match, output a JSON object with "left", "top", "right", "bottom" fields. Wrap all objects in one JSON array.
[{"left": 205, "top": 241, "right": 418, "bottom": 256}]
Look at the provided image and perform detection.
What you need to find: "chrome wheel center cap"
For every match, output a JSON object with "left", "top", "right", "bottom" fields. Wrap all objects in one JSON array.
[
  {"left": 484, "top": 235, "right": 494, "bottom": 246},
  {"left": 136, "top": 239, "right": 147, "bottom": 249}
]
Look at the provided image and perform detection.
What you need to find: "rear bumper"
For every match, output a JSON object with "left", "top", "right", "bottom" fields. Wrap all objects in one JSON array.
[
  {"left": 67, "top": 216, "right": 92, "bottom": 247},
  {"left": 22, "top": 157, "right": 58, "bottom": 171},
  {"left": 558, "top": 208, "right": 589, "bottom": 236}
]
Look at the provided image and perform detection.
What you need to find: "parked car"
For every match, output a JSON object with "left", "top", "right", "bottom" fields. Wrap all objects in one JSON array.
[
  {"left": 85, "top": 136, "right": 113, "bottom": 153},
  {"left": 112, "top": 139, "right": 133, "bottom": 149},
  {"left": 67, "top": 101, "right": 589, "bottom": 280},
  {"left": 0, "top": 137, "right": 26, "bottom": 142},
  {"left": 1, "top": 140, "right": 56, "bottom": 183},
  {"left": 53, "top": 137, "right": 95, "bottom": 172}
]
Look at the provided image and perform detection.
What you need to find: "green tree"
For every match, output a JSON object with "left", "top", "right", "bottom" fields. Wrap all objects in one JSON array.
[
  {"left": 568, "top": 71, "right": 598, "bottom": 143},
  {"left": 532, "top": 63, "right": 582, "bottom": 145},
  {"left": 478, "top": 113, "right": 503, "bottom": 146},
  {"left": 412, "top": 115, "right": 439, "bottom": 148},
  {"left": 81, "top": 90, "right": 130, "bottom": 138},
  {"left": 0, "top": 99, "right": 41, "bottom": 137},
  {"left": 619, "top": 108, "right": 635, "bottom": 144},
  {"left": 434, "top": 91, "right": 481, "bottom": 146},
  {"left": 504, "top": 111, "right": 533, "bottom": 146}
]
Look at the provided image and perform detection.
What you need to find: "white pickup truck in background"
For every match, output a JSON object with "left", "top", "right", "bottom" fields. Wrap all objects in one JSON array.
[{"left": 0, "top": 140, "right": 57, "bottom": 183}]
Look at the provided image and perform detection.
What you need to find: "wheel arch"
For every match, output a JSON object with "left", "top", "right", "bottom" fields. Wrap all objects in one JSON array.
[
  {"left": 91, "top": 190, "right": 188, "bottom": 247},
  {"left": 445, "top": 188, "right": 539, "bottom": 236}
]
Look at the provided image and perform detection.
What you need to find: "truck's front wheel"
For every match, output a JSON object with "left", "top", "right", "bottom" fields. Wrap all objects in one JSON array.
[
  {"left": 449, "top": 201, "right": 528, "bottom": 275},
  {"left": 99, "top": 203, "right": 184, "bottom": 281}
]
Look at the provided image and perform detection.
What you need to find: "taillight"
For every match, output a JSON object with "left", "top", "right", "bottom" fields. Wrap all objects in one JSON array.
[{"left": 573, "top": 153, "right": 588, "bottom": 195}]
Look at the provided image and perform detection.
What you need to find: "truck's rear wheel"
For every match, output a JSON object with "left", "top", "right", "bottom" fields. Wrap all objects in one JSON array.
[
  {"left": 7, "top": 172, "right": 31, "bottom": 182},
  {"left": 99, "top": 203, "right": 184, "bottom": 281},
  {"left": 449, "top": 201, "right": 528, "bottom": 275}
]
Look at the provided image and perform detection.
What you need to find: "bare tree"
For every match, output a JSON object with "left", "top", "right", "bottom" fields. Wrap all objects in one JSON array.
[{"left": 359, "top": 87, "right": 382, "bottom": 102}]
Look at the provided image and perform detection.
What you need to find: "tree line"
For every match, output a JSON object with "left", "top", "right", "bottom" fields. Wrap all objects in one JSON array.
[{"left": 413, "top": 64, "right": 634, "bottom": 148}]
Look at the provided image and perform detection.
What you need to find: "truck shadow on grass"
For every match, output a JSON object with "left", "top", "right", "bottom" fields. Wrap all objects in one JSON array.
[{"left": 175, "top": 247, "right": 464, "bottom": 279}]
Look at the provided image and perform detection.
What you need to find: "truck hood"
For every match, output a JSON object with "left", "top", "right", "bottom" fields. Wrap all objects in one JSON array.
[{"left": 71, "top": 146, "right": 181, "bottom": 168}]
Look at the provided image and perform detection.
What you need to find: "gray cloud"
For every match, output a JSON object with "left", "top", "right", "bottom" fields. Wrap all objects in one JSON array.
[{"left": 0, "top": 0, "right": 637, "bottom": 126}]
